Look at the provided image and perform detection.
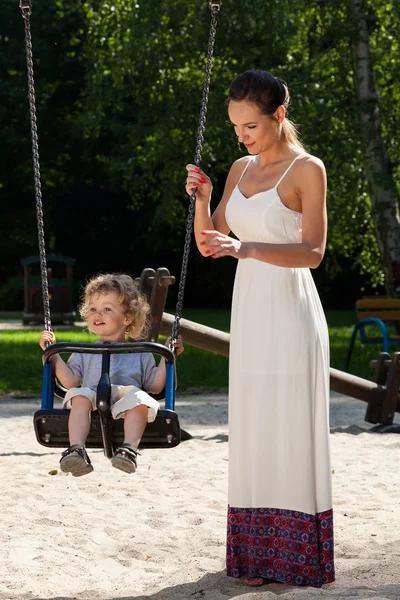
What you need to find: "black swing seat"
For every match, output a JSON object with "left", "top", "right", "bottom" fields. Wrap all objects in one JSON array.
[
  {"left": 34, "top": 408, "right": 180, "bottom": 450},
  {"left": 34, "top": 341, "right": 180, "bottom": 458}
]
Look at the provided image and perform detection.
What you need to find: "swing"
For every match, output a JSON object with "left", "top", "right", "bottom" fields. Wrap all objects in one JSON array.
[{"left": 19, "top": 0, "right": 223, "bottom": 458}]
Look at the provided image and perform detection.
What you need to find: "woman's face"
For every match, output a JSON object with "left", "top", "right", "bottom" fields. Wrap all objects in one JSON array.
[{"left": 228, "top": 99, "right": 283, "bottom": 155}]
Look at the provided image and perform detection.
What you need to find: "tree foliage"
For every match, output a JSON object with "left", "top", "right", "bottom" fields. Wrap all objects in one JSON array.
[{"left": 1, "top": 0, "right": 399, "bottom": 308}]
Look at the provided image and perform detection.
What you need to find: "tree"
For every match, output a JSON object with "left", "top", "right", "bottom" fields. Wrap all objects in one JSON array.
[
  {"left": 2, "top": 0, "right": 399, "bottom": 308},
  {"left": 77, "top": 0, "right": 391, "bottom": 297},
  {"left": 350, "top": 0, "right": 400, "bottom": 296},
  {"left": 0, "top": 0, "right": 87, "bottom": 280}
]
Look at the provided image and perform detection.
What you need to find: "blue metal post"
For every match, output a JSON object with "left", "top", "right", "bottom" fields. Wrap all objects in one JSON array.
[
  {"left": 41, "top": 362, "right": 54, "bottom": 409},
  {"left": 165, "top": 362, "right": 175, "bottom": 410}
]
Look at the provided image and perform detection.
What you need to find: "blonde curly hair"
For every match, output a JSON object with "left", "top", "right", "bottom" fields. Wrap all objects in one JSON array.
[{"left": 79, "top": 273, "right": 150, "bottom": 340}]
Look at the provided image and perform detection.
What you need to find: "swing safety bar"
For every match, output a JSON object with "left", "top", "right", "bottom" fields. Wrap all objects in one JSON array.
[
  {"left": 34, "top": 342, "right": 179, "bottom": 458},
  {"left": 40, "top": 341, "right": 176, "bottom": 409}
]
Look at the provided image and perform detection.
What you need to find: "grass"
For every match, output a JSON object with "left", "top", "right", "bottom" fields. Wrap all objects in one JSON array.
[{"left": 0, "top": 309, "right": 399, "bottom": 395}]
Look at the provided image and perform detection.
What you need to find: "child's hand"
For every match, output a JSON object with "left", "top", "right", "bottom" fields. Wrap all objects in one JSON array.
[
  {"left": 165, "top": 335, "right": 184, "bottom": 356},
  {"left": 39, "top": 330, "right": 56, "bottom": 351}
]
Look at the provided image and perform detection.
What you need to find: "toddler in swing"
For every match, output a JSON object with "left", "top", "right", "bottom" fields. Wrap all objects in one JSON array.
[{"left": 39, "top": 273, "right": 184, "bottom": 477}]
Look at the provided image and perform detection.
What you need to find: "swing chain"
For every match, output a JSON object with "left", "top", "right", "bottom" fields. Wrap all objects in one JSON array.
[
  {"left": 19, "top": 0, "right": 32, "bottom": 17},
  {"left": 209, "top": 1, "right": 222, "bottom": 12},
  {"left": 170, "top": 4, "right": 221, "bottom": 349},
  {"left": 20, "top": 0, "right": 219, "bottom": 341},
  {"left": 20, "top": 1, "right": 52, "bottom": 332}
]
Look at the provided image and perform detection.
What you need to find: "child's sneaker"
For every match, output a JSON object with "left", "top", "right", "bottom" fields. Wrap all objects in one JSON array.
[
  {"left": 60, "top": 445, "right": 94, "bottom": 477},
  {"left": 111, "top": 443, "right": 140, "bottom": 474}
]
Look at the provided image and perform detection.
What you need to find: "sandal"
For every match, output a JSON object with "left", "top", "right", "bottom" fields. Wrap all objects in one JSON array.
[
  {"left": 111, "top": 444, "right": 140, "bottom": 474},
  {"left": 59, "top": 445, "right": 93, "bottom": 477}
]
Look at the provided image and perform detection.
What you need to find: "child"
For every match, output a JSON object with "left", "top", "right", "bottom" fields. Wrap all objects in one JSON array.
[{"left": 39, "top": 273, "right": 184, "bottom": 477}]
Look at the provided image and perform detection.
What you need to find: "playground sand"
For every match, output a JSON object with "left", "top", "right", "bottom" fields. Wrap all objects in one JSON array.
[{"left": 0, "top": 392, "right": 399, "bottom": 600}]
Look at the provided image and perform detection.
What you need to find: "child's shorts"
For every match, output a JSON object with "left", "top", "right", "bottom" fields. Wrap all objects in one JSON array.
[{"left": 63, "top": 385, "right": 159, "bottom": 422}]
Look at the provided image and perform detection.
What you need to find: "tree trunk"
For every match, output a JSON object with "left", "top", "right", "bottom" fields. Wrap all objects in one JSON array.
[{"left": 351, "top": 0, "right": 400, "bottom": 296}]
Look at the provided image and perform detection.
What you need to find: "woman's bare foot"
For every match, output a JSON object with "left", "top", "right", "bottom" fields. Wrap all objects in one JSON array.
[{"left": 242, "top": 576, "right": 264, "bottom": 587}]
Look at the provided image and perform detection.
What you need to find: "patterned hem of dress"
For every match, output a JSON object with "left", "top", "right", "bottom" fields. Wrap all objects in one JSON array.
[{"left": 226, "top": 505, "right": 335, "bottom": 588}]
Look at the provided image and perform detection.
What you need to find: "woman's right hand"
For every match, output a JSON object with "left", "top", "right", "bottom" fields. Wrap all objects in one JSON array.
[
  {"left": 39, "top": 330, "right": 56, "bottom": 351},
  {"left": 185, "top": 164, "right": 213, "bottom": 204}
]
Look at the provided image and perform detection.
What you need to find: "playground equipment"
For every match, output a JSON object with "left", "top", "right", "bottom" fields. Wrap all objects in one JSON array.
[
  {"left": 160, "top": 314, "right": 400, "bottom": 430},
  {"left": 367, "top": 352, "right": 400, "bottom": 427},
  {"left": 330, "top": 357, "right": 400, "bottom": 429},
  {"left": 344, "top": 297, "right": 400, "bottom": 372},
  {"left": 34, "top": 267, "right": 180, "bottom": 456},
  {"left": 21, "top": 255, "right": 75, "bottom": 325},
  {"left": 34, "top": 339, "right": 179, "bottom": 457},
  {"left": 135, "top": 268, "right": 176, "bottom": 342},
  {"left": 20, "top": 0, "right": 223, "bottom": 456}
]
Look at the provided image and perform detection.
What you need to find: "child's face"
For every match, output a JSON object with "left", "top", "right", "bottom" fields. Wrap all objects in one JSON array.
[{"left": 86, "top": 291, "right": 130, "bottom": 342}]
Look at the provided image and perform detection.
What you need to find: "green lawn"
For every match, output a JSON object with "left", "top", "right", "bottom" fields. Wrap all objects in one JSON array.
[{"left": 0, "top": 309, "right": 398, "bottom": 394}]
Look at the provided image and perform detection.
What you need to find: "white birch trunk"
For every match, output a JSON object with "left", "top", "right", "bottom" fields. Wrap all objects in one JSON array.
[{"left": 351, "top": 0, "right": 400, "bottom": 296}]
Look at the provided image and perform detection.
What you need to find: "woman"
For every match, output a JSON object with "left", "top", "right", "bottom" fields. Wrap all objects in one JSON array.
[{"left": 185, "top": 70, "right": 334, "bottom": 588}]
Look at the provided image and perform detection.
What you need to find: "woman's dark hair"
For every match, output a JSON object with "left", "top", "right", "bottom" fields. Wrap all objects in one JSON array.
[{"left": 228, "top": 70, "right": 304, "bottom": 149}]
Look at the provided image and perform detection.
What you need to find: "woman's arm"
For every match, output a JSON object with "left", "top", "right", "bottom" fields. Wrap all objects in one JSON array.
[
  {"left": 186, "top": 158, "right": 251, "bottom": 256},
  {"left": 201, "top": 157, "right": 327, "bottom": 269}
]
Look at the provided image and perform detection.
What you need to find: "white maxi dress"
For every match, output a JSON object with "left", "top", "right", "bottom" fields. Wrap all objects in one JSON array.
[{"left": 225, "top": 154, "right": 335, "bottom": 588}]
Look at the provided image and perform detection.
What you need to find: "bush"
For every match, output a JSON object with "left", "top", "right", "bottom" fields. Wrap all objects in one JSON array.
[{"left": 0, "top": 276, "right": 24, "bottom": 310}]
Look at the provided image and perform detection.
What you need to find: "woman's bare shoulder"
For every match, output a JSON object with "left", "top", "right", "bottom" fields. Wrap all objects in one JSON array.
[
  {"left": 292, "top": 153, "right": 327, "bottom": 207},
  {"left": 227, "top": 155, "right": 253, "bottom": 179},
  {"left": 293, "top": 152, "right": 326, "bottom": 187},
  {"left": 297, "top": 152, "right": 326, "bottom": 173}
]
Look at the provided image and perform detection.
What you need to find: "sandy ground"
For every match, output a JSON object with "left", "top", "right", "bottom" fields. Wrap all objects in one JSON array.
[{"left": 0, "top": 391, "right": 399, "bottom": 600}]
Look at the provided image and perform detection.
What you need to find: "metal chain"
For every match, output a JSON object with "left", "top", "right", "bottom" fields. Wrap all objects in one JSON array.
[
  {"left": 171, "top": 2, "right": 222, "bottom": 347},
  {"left": 20, "top": 1, "right": 52, "bottom": 332},
  {"left": 20, "top": 0, "right": 221, "bottom": 339}
]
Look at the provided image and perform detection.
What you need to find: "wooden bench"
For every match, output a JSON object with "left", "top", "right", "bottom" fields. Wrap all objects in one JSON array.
[{"left": 344, "top": 297, "right": 400, "bottom": 372}]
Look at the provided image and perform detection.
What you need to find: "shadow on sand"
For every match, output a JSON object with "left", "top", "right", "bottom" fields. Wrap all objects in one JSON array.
[{"left": 2, "top": 572, "right": 400, "bottom": 600}]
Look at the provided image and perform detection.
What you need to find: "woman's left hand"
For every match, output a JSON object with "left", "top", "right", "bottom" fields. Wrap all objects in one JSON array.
[{"left": 200, "top": 230, "right": 249, "bottom": 260}]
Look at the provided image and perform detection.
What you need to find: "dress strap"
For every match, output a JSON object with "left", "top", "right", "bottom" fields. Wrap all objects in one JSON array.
[
  {"left": 237, "top": 157, "right": 255, "bottom": 184},
  {"left": 275, "top": 153, "right": 306, "bottom": 188}
]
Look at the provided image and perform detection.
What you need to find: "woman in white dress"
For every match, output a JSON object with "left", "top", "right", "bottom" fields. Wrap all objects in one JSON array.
[{"left": 185, "top": 70, "right": 334, "bottom": 588}]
